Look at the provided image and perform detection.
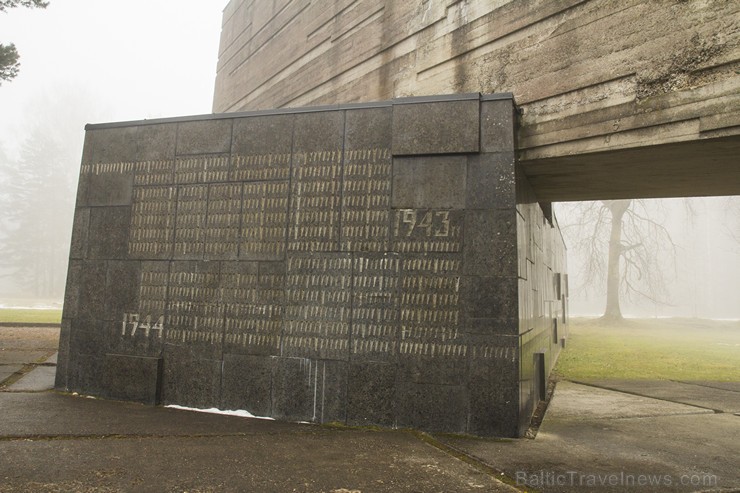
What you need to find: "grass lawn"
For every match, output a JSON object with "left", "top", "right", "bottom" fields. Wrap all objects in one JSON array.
[
  {"left": 0, "top": 308, "right": 63, "bottom": 324},
  {"left": 555, "top": 317, "right": 740, "bottom": 381}
]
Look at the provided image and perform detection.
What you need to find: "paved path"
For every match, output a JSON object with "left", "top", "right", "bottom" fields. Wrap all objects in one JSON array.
[
  {"left": 2, "top": 326, "right": 739, "bottom": 492},
  {"left": 434, "top": 380, "right": 740, "bottom": 493}
]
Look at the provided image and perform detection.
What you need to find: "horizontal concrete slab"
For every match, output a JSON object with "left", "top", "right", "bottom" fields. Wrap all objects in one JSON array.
[
  {"left": 549, "top": 381, "right": 713, "bottom": 420},
  {"left": 678, "top": 380, "right": 740, "bottom": 393},
  {"left": 434, "top": 379, "right": 740, "bottom": 492},
  {"left": 0, "top": 365, "right": 22, "bottom": 385},
  {"left": 575, "top": 379, "right": 740, "bottom": 413},
  {"left": 0, "top": 350, "right": 49, "bottom": 365},
  {"left": 0, "top": 392, "right": 516, "bottom": 493},
  {"left": 6, "top": 366, "right": 56, "bottom": 392}
]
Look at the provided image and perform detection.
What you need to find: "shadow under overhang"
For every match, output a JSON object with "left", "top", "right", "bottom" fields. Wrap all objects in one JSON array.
[{"left": 519, "top": 135, "right": 740, "bottom": 202}]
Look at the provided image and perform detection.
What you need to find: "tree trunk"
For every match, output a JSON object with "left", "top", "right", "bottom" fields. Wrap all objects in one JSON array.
[{"left": 602, "top": 200, "right": 631, "bottom": 322}]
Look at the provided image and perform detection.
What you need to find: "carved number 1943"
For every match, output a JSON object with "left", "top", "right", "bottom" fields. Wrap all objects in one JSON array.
[{"left": 395, "top": 210, "right": 451, "bottom": 238}]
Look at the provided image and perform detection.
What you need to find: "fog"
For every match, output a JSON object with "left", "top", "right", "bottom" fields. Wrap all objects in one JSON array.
[
  {"left": 1, "top": 2, "right": 738, "bottom": 319},
  {"left": 0, "top": 1, "right": 222, "bottom": 305},
  {"left": 555, "top": 199, "right": 740, "bottom": 320}
]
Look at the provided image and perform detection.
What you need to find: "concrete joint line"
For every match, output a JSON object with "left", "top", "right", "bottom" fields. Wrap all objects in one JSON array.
[{"left": 406, "top": 430, "right": 527, "bottom": 492}]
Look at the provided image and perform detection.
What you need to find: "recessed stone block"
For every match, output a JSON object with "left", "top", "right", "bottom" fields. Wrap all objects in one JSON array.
[
  {"left": 344, "top": 107, "right": 392, "bottom": 150},
  {"left": 466, "top": 153, "right": 516, "bottom": 210},
  {"left": 69, "top": 208, "right": 90, "bottom": 259},
  {"left": 161, "top": 347, "right": 222, "bottom": 408},
  {"left": 392, "top": 156, "right": 467, "bottom": 209},
  {"left": 77, "top": 260, "right": 108, "bottom": 321},
  {"left": 136, "top": 123, "right": 177, "bottom": 162},
  {"left": 293, "top": 111, "right": 344, "bottom": 152},
  {"left": 481, "top": 99, "right": 516, "bottom": 153},
  {"left": 463, "top": 209, "right": 517, "bottom": 276},
  {"left": 104, "top": 261, "right": 141, "bottom": 321},
  {"left": 176, "top": 119, "right": 233, "bottom": 155},
  {"left": 87, "top": 169, "right": 134, "bottom": 207},
  {"left": 103, "top": 353, "right": 162, "bottom": 405},
  {"left": 468, "top": 355, "right": 519, "bottom": 437},
  {"left": 271, "top": 357, "right": 314, "bottom": 422},
  {"left": 66, "top": 352, "right": 105, "bottom": 395},
  {"left": 88, "top": 207, "right": 131, "bottom": 260},
  {"left": 396, "top": 382, "right": 468, "bottom": 432},
  {"left": 232, "top": 114, "right": 294, "bottom": 155},
  {"left": 461, "top": 276, "right": 518, "bottom": 320},
  {"left": 347, "top": 361, "right": 396, "bottom": 427},
  {"left": 221, "top": 354, "right": 274, "bottom": 416},
  {"left": 392, "top": 100, "right": 479, "bottom": 155}
]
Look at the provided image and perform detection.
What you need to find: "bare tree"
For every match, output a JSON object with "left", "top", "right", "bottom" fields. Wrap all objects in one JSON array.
[{"left": 559, "top": 199, "right": 678, "bottom": 322}]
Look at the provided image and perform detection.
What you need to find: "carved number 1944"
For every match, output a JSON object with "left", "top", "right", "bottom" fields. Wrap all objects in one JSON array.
[{"left": 122, "top": 313, "right": 164, "bottom": 338}]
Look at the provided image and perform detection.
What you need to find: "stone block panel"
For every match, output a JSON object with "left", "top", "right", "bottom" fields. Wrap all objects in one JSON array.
[
  {"left": 466, "top": 153, "right": 516, "bottom": 210},
  {"left": 392, "top": 155, "right": 467, "bottom": 209},
  {"left": 161, "top": 347, "right": 222, "bottom": 408},
  {"left": 347, "top": 361, "right": 396, "bottom": 427},
  {"left": 481, "top": 99, "right": 516, "bottom": 153},
  {"left": 103, "top": 354, "right": 162, "bottom": 405},
  {"left": 176, "top": 119, "right": 233, "bottom": 155},
  {"left": 392, "top": 99, "right": 480, "bottom": 155},
  {"left": 221, "top": 354, "right": 274, "bottom": 416}
]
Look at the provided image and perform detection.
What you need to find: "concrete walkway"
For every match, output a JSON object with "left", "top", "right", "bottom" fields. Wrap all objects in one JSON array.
[
  {"left": 2, "top": 326, "right": 739, "bottom": 492},
  {"left": 435, "top": 380, "right": 740, "bottom": 493}
]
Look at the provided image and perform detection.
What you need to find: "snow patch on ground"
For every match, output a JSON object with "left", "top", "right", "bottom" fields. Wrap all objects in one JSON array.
[{"left": 166, "top": 405, "right": 275, "bottom": 420}]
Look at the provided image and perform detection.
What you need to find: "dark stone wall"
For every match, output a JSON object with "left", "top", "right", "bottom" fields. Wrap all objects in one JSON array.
[
  {"left": 516, "top": 167, "right": 569, "bottom": 435},
  {"left": 58, "top": 94, "right": 567, "bottom": 437}
]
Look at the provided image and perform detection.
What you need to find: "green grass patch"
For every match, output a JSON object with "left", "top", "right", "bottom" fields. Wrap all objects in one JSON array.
[
  {"left": 0, "top": 308, "right": 62, "bottom": 324},
  {"left": 555, "top": 318, "right": 740, "bottom": 381}
]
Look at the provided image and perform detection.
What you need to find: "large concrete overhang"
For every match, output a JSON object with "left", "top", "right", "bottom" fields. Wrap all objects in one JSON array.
[{"left": 213, "top": 0, "right": 740, "bottom": 203}]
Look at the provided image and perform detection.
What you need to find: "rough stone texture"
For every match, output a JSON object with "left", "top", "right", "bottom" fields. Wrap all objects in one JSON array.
[
  {"left": 103, "top": 354, "right": 162, "bottom": 405},
  {"left": 212, "top": 0, "right": 740, "bottom": 201},
  {"left": 59, "top": 95, "right": 568, "bottom": 437},
  {"left": 392, "top": 99, "right": 480, "bottom": 155},
  {"left": 392, "top": 156, "right": 467, "bottom": 209}
]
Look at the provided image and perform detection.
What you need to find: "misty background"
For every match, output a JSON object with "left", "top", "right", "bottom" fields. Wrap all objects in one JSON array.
[{"left": 1, "top": 2, "right": 738, "bottom": 319}]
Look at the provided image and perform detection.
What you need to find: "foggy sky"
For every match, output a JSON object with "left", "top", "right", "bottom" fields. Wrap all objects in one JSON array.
[
  {"left": 1, "top": 2, "right": 738, "bottom": 318},
  {"left": 0, "top": 1, "right": 223, "bottom": 156}
]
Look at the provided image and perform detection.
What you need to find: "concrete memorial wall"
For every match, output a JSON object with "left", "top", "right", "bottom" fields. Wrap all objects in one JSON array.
[{"left": 57, "top": 93, "right": 568, "bottom": 437}]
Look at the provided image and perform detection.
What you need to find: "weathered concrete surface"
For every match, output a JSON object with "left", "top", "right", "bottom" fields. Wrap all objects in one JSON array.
[
  {"left": 0, "top": 326, "right": 59, "bottom": 389},
  {"left": 574, "top": 379, "right": 740, "bottom": 413},
  {"left": 0, "top": 393, "right": 518, "bottom": 493},
  {"left": 679, "top": 380, "right": 740, "bottom": 393},
  {"left": 435, "top": 381, "right": 740, "bottom": 493},
  {"left": 214, "top": 0, "right": 740, "bottom": 201},
  {"left": 545, "top": 381, "right": 714, "bottom": 420},
  {"left": 0, "top": 365, "right": 22, "bottom": 384},
  {"left": 6, "top": 365, "right": 56, "bottom": 392}
]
